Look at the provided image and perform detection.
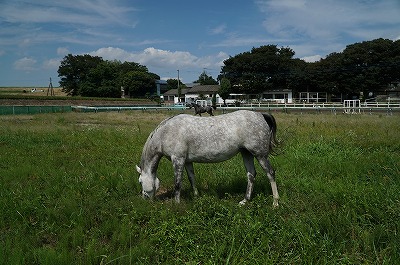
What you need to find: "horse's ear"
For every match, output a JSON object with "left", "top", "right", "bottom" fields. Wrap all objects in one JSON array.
[{"left": 136, "top": 165, "right": 142, "bottom": 174}]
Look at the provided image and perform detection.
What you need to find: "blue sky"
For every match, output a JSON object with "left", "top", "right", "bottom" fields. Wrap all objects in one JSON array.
[{"left": 0, "top": 0, "right": 399, "bottom": 87}]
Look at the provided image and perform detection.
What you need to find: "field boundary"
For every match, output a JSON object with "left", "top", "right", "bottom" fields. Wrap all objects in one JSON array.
[
  {"left": 71, "top": 105, "right": 400, "bottom": 115},
  {"left": 1, "top": 104, "right": 399, "bottom": 115},
  {"left": 0, "top": 105, "right": 73, "bottom": 115}
]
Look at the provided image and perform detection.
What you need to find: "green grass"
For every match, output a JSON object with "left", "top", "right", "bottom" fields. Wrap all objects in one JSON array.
[{"left": 0, "top": 110, "right": 399, "bottom": 264}]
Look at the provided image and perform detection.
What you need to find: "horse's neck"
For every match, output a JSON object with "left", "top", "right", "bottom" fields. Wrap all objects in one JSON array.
[
  {"left": 141, "top": 140, "right": 162, "bottom": 173},
  {"left": 147, "top": 155, "right": 161, "bottom": 173}
]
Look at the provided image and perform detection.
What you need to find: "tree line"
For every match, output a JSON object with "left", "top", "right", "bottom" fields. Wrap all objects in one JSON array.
[
  {"left": 58, "top": 38, "right": 400, "bottom": 100},
  {"left": 220, "top": 38, "right": 400, "bottom": 100},
  {"left": 58, "top": 54, "right": 160, "bottom": 98},
  {"left": 58, "top": 54, "right": 219, "bottom": 98}
]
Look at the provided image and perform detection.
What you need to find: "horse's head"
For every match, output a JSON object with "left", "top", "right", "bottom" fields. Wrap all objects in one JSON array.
[{"left": 136, "top": 165, "right": 160, "bottom": 199}]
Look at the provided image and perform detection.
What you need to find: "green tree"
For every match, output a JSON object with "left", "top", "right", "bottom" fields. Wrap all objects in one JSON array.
[
  {"left": 194, "top": 71, "right": 218, "bottom": 85},
  {"left": 79, "top": 60, "right": 121, "bottom": 97},
  {"left": 285, "top": 58, "right": 310, "bottom": 95},
  {"left": 58, "top": 54, "right": 103, "bottom": 96},
  {"left": 340, "top": 38, "right": 399, "bottom": 98},
  {"left": 311, "top": 52, "right": 349, "bottom": 97},
  {"left": 212, "top": 93, "right": 217, "bottom": 107},
  {"left": 221, "top": 45, "right": 296, "bottom": 94},
  {"left": 166, "top": 79, "right": 186, "bottom": 102},
  {"left": 121, "top": 71, "right": 156, "bottom": 97},
  {"left": 219, "top": 78, "right": 231, "bottom": 106},
  {"left": 310, "top": 38, "right": 400, "bottom": 99},
  {"left": 58, "top": 54, "right": 160, "bottom": 98},
  {"left": 166, "top": 79, "right": 185, "bottom": 90}
]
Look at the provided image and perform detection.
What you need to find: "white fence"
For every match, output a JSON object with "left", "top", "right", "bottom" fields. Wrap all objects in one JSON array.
[{"left": 72, "top": 103, "right": 400, "bottom": 115}]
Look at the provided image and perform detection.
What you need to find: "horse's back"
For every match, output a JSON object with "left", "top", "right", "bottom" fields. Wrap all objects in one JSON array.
[
  {"left": 156, "top": 111, "right": 272, "bottom": 162},
  {"left": 163, "top": 110, "right": 266, "bottom": 134}
]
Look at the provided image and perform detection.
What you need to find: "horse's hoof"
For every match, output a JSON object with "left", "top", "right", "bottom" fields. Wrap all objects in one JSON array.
[{"left": 239, "top": 199, "right": 247, "bottom": 206}]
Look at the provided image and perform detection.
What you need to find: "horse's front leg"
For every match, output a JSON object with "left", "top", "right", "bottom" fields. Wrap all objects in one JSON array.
[
  {"left": 171, "top": 156, "right": 185, "bottom": 203},
  {"left": 185, "top": 162, "right": 199, "bottom": 196}
]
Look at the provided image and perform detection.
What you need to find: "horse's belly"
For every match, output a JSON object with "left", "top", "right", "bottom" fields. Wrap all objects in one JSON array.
[{"left": 186, "top": 146, "right": 239, "bottom": 163}]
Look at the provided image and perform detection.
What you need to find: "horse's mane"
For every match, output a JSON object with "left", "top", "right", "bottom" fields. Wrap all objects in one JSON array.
[
  {"left": 149, "top": 115, "right": 174, "bottom": 138},
  {"left": 140, "top": 115, "right": 176, "bottom": 168}
]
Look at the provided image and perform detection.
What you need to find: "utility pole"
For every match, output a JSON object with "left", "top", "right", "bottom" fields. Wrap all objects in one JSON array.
[
  {"left": 47, "top": 77, "right": 54, "bottom": 96},
  {"left": 177, "top": 69, "right": 181, "bottom": 103}
]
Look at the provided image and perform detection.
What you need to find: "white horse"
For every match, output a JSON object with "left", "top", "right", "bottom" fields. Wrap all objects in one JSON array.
[{"left": 136, "top": 110, "right": 279, "bottom": 207}]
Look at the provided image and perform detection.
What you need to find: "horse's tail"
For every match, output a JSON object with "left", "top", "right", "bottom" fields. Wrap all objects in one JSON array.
[
  {"left": 212, "top": 105, "right": 217, "bottom": 110},
  {"left": 262, "top": 113, "right": 279, "bottom": 155}
]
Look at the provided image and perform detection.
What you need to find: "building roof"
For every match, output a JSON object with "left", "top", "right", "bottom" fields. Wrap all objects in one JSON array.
[
  {"left": 163, "top": 85, "right": 220, "bottom": 96},
  {"left": 187, "top": 85, "right": 220, "bottom": 94},
  {"left": 163, "top": 88, "right": 189, "bottom": 95}
]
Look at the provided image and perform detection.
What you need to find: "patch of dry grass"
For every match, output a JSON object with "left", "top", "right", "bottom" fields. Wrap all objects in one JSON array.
[{"left": 0, "top": 87, "right": 66, "bottom": 96}]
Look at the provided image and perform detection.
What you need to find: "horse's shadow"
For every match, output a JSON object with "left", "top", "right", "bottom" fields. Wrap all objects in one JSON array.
[{"left": 155, "top": 177, "right": 272, "bottom": 202}]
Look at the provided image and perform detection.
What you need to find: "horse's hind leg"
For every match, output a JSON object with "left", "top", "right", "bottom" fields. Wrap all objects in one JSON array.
[
  {"left": 239, "top": 150, "right": 256, "bottom": 205},
  {"left": 185, "top": 162, "right": 199, "bottom": 196},
  {"left": 257, "top": 156, "right": 279, "bottom": 207}
]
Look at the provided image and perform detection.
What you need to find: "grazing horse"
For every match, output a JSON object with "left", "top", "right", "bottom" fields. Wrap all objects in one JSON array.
[
  {"left": 136, "top": 110, "right": 280, "bottom": 207},
  {"left": 189, "top": 102, "right": 215, "bottom": 116}
]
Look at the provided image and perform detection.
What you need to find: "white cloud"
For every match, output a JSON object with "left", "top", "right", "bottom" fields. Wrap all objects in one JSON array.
[
  {"left": 301, "top": 55, "right": 322, "bottom": 62},
  {"left": 211, "top": 36, "right": 285, "bottom": 48},
  {"left": 1, "top": 0, "right": 137, "bottom": 27},
  {"left": 210, "top": 24, "right": 227, "bottom": 35},
  {"left": 137, "top": 48, "right": 199, "bottom": 68},
  {"left": 90, "top": 47, "right": 228, "bottom": 70},
  {"left": 13, "top": 57, "right": 37, "bottom": 71},
  {"left": 90, "top": 47, "right": 135, "bottom": 61},
  {"left": 258, "top": 0, "right": 400, "bottom": 39},
  {"left": 255, "top": 0, "right": 400, "bottom": 58},
  {"left": 88, "top": 47, "right": 228, "bottom": 82},
  {"left": 43, "top": 58, "right": 61, "bottom": 70},
  {"left": 57, "top": 47, "right": 70, "bottom": 56},
  {"left": 0, "top": 0, "right": 140, "bottom": 49}
]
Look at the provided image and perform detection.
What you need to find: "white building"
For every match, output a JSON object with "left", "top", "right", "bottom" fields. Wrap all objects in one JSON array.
[
  {"left": 163, "top": 84, "right": 294, "bottom": 105},
  {"left": 261, "top": 89, "right": 293, "bottom": 103}
]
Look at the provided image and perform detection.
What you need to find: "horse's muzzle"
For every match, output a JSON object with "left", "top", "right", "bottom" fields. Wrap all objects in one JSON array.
[{"left": 142, "top": 190, "right": 154, "bottom": 199}]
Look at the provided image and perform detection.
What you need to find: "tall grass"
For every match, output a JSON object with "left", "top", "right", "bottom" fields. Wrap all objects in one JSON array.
[{"left": 0, "top": 111, "right": 399, "bottom": 264}]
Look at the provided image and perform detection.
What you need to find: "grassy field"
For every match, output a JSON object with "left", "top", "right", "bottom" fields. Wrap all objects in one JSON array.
[
  {"left": 0, "top": 87, "right": 66, "bottom": 97},
  {"left": 0, "top": 110, "right": 399, "bottom": 264},
  {"left": 0, "top": 87, "right": 154, "bottom": 107}
]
